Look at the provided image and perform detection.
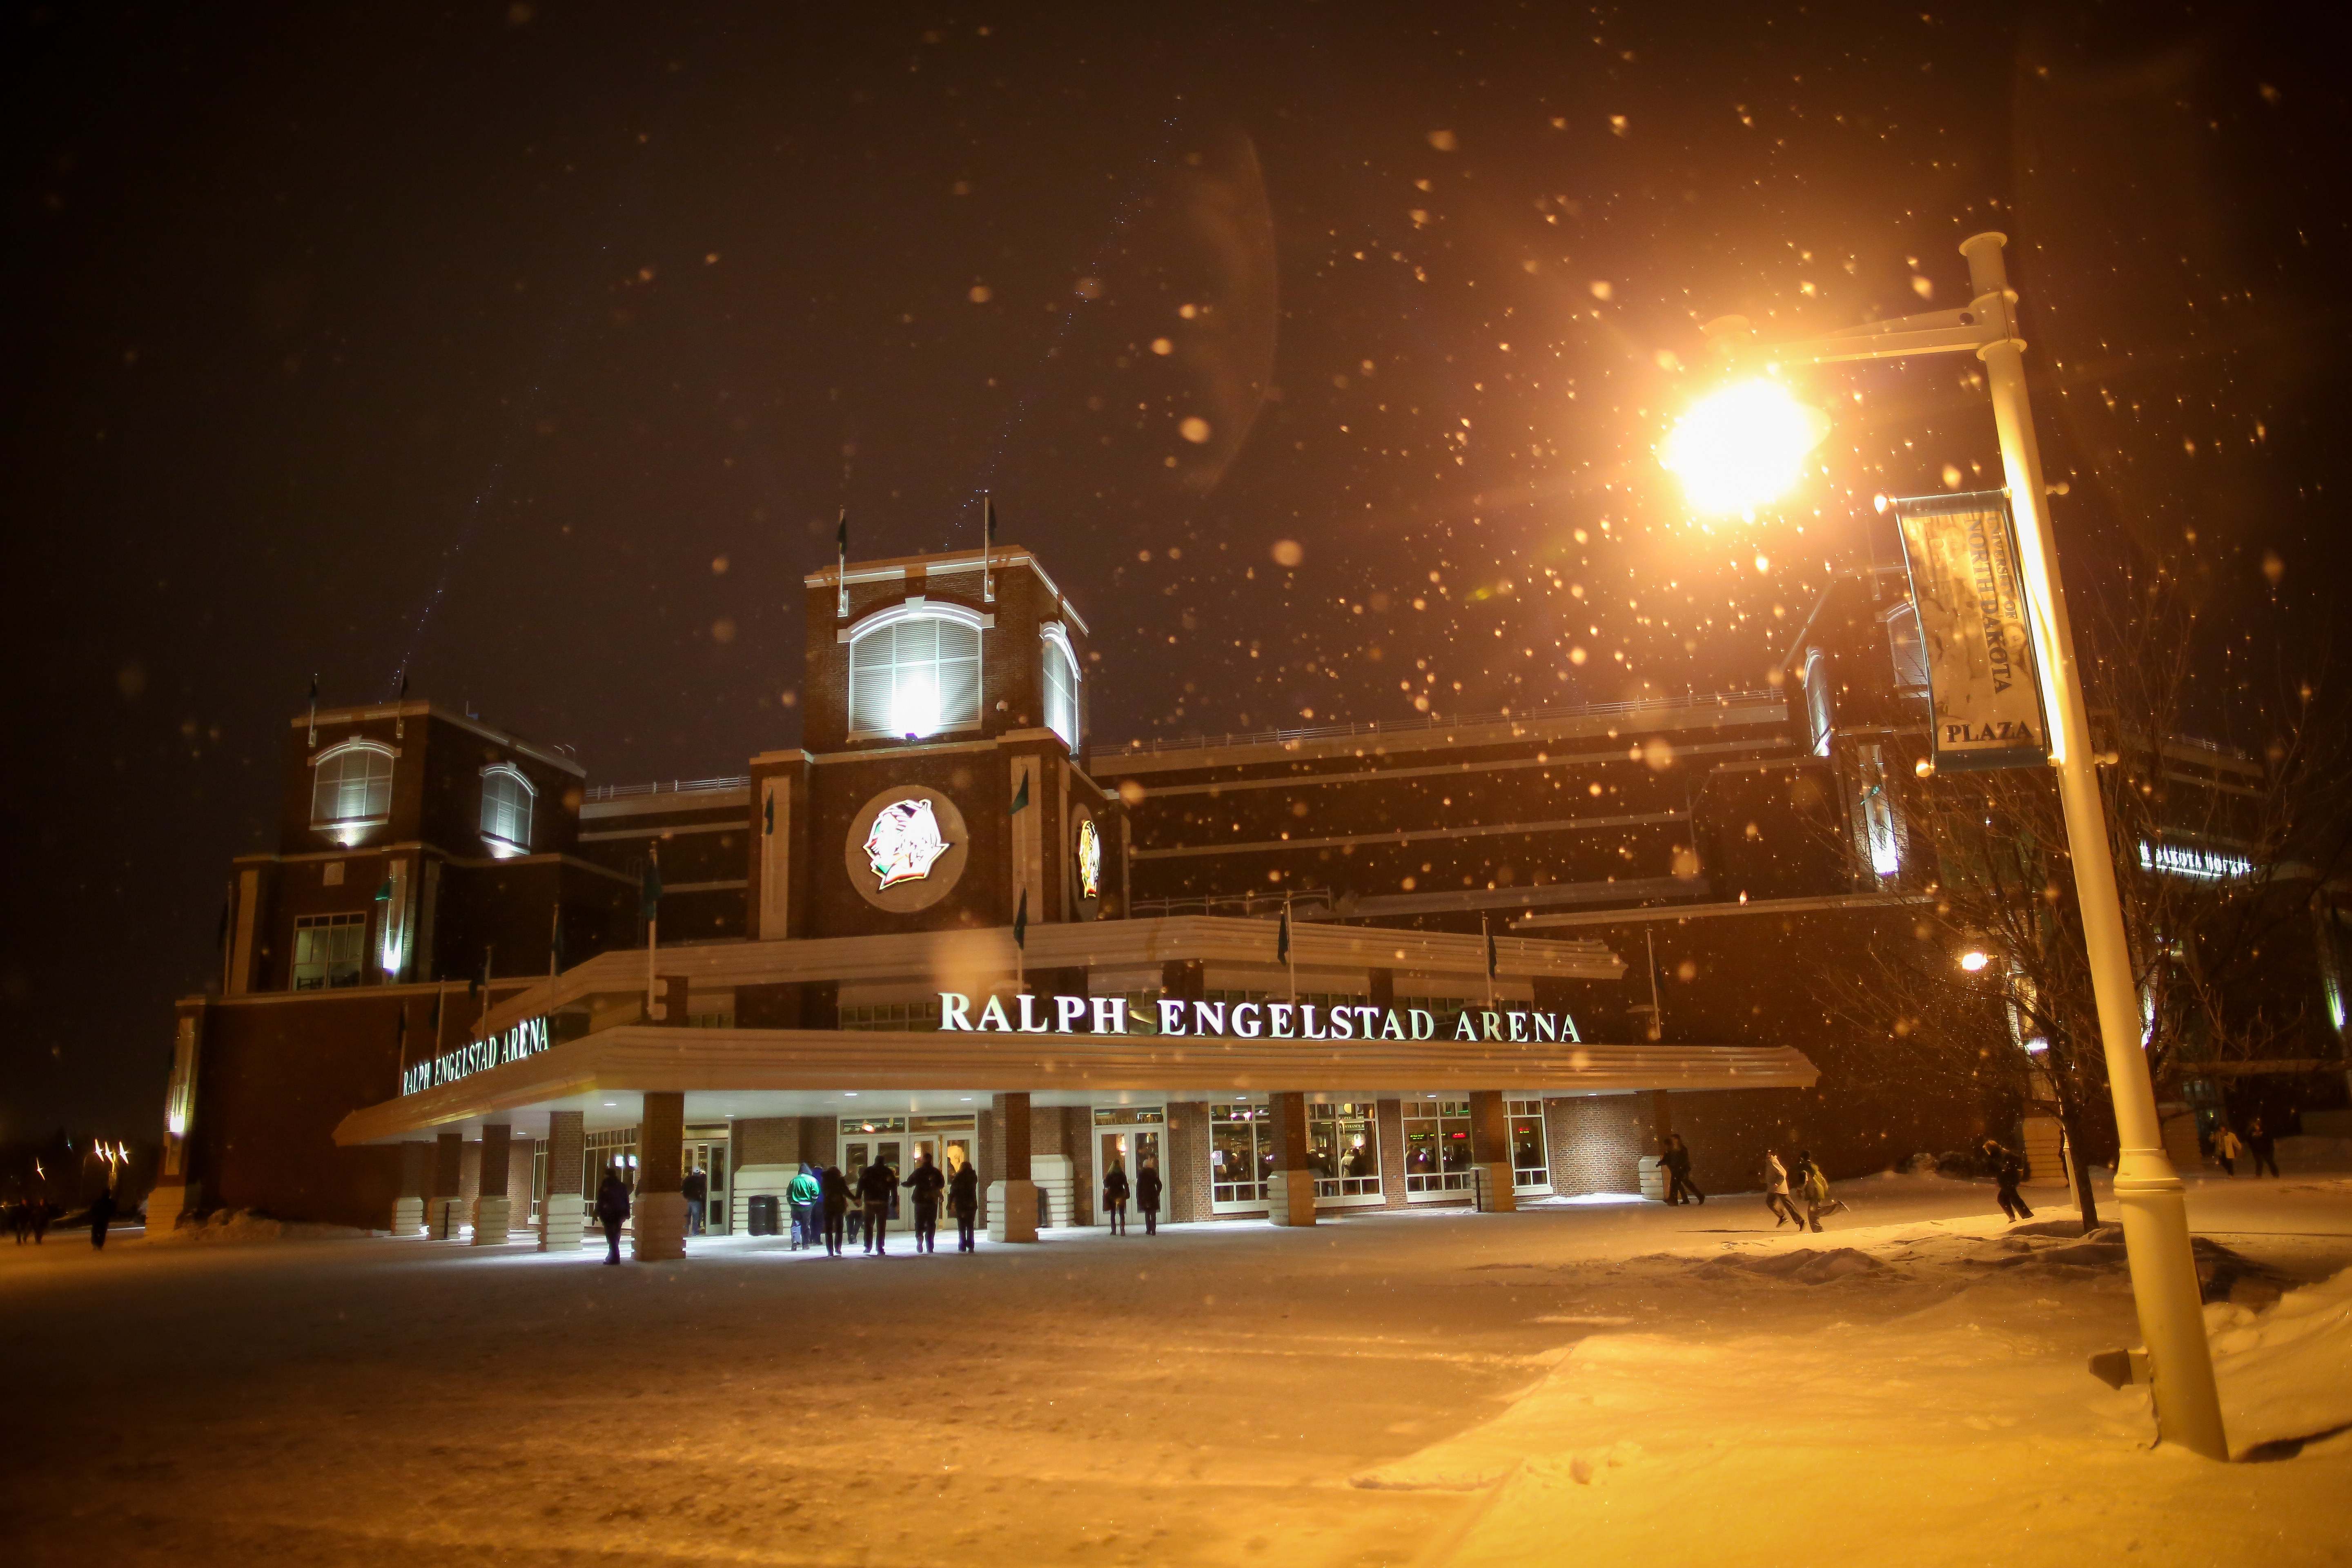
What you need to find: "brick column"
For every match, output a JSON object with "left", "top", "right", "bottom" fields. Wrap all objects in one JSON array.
[
  {"left": 541, "top": 1111, "right": 584, "bottom": 1252},
  {"left": 430, "top": 1131, "right": 465, "bottom": 1239},
  {"left": 988, "top": 1091, "right": 1038, "bottom": 1242},
  {"left": 1640, "top": 1089, "right": 1673, "bottom": 1202},
  {"left": 634, "top": 1091, "right": 687, "bottom": 1261},
  {"left": 1265, "top": 1091, "right": 1316, "bottom": 1226},
  {"left": 392, "top": 1141, "right": 429, "bottom": 1236},
  {"left": 1468, "top": 1091, "right": 1517, "bottom": 1213},
  {"left": 472, "top": 1123, "right": 514, "bottom": 1243}
]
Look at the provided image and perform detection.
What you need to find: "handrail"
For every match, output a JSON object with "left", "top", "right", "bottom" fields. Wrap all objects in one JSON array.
[
  {"left": 1109, "top": 689, "right": 1784, "bottom": 757},
  {"left": 583, "top": 776, "right": 751, "bottom": 803}
]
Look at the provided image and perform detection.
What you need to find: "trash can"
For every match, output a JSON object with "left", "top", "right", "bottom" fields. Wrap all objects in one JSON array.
[{"left": 746, "top": 1194, "right": 781, "bottom": 1236}]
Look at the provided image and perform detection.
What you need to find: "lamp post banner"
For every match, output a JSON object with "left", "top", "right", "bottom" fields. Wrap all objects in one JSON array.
[{"left": 1891, "top": 488, "right": 2051, "bottom": 772}]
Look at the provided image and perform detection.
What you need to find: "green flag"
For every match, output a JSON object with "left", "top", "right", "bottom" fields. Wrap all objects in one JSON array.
[
  {"left": 1009, "top": 767, "right": 1031, "bottom": 815},
  {"left": 1013, "top": 887, "right": 1028, "bottom": 950},
  {"left": 1277, "top": 904, "right": 1290, "bottom": 965},
  {"left": 640, "top": 850, "right": 664, "bottom": 921}
]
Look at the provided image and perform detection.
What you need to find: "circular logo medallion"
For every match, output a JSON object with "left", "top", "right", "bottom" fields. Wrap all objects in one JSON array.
[{"left": 844, "top": 785, "right": 970, "bottom": 912}]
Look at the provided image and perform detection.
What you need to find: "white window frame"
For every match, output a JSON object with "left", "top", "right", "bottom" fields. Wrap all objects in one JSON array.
[
  {"left": 479, "top": 764, "right": 537, "bottom": 856},
  {"left": 843, "top": 601, "right": 988, "bottom": 740},
  {"left": 1310, "top": 1100, "right": 1386, "bottom": 1207},
  {"left": 1506, "top": 1097, "right": 1550, "bottom": 1194},
  {"left": 309, "top": 740, "right": 395, "bottom": 833},
  {"left": 1040, "top": 621, "right": 1080, "bottom": 753}
]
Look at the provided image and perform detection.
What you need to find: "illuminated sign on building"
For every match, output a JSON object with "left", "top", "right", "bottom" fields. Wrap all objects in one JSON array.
[
  {"left": 937, "top": 992, "right": 1580, "bottom": 1044},
  {"left": 402, "top": 1015, "right": 550, "bottom": 1096},
  {"left": 864, "top": 798, "right": 951, "bottom": 889},
  {"left": 2137, "top": 841, "right": 2252, "bottom": 881},
  {"left": 1074, "top": 818, "right": 1102, "bottom": 900}
]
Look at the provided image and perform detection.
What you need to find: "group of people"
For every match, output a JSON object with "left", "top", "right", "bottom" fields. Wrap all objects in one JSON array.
[
  {"left": 6, "top": 1191, "right": 116, "bottom": 1248},
  {"left": 775, "top": 1152, "right": 982, "bottom": 1258},
  {"left": 1097, "top": 1159, "right": 1163, "bottom": 1234},
  {"left": 2211, "top": 1118, "right": 2282, "bottom": 1178},
  {"left": 6, "top": 1197, "right": 56, "bottom": 1244},
  {"left": 1761, "top": 1147, "right": 1845, "bottom": 1232}
]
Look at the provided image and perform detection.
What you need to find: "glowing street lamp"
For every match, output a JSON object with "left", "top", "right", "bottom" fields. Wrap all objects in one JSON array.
[
  {"left": 1676, "top": 233, "right": 2229, "bottom": 1460},
  {"left": 1958, "top": 950, "right": 1991, "bottom": 974},
  {"left": 1658, "top": 378, "right": 1830, "bottom": 516}
]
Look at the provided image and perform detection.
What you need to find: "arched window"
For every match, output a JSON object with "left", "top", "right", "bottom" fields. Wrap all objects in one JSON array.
[
  {"left": 847, "top": 606, "right": 983, "bottom": 738},
  {"left": 310, "top": 741, "right": 393, "bottom": 827},
  {"left": 1041, "top": 624, "right": 1079, "bottom": 752},
  {"left": 480, "top": 765, "right": 536, "bottom": 854}
]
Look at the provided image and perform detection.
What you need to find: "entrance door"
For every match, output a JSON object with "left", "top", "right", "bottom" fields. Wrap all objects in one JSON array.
[
  {"left": 842, "top": 1135, "right": 905, "bottom": 1229},
  {"left": 1098, "top": 1129, "right": 1161, "bottom": 1224},
  {"left": 683, "top": 1138, "right": 727, "bottom": 1234}
]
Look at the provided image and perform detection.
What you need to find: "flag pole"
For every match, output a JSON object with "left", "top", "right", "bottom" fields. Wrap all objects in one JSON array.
[
  {"left": 982, "top": 494, "right": 997, "bottom": 604},
  {"left": 643, "top": 843, "right": 663, "bottom": 1020},
  {"left": 1283, "top": 891, "right": 1296, "bottom": 1003},
  {"left": 835, "top": 508, "right": 849, "bottom": 621},
  {"left": 1483, "top": 913, "right": 1496, "bottom": 1012}
]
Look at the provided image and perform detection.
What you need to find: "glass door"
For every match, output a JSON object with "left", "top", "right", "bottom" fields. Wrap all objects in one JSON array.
[
  {"left": 683, "top": 1136, "right": 728, "bottom": 1234},
  {"left": 1097, "top": 1129, "right": 1160, "bottom": 1224}
]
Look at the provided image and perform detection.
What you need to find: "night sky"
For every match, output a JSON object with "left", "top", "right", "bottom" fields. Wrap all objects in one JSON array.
[{"left": 7, "top": 2, "right": 2349, "bottom": 1137}]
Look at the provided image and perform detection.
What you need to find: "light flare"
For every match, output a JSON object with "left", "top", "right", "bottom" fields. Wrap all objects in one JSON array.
[{"left": 1659, "top": 379, "right": 1830, "bottom": 515}]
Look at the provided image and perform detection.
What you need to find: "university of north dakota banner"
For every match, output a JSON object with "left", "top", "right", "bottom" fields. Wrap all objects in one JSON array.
[{"left": 1891, "top": 489, "right": 2051, "bottom": 772}]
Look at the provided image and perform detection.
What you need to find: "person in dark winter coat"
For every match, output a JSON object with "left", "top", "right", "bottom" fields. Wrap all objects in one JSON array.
[
  {"left": 1661, "top": 1134, "right": 1705, "bottom": 1205},
  {"left": 1136, "top": 1161, "right": 1163, "bottom": 1235},
  {"left": 682, "top": 1165, "right": 708, "bottom": 1236},
  {"left": 819, "top": 1165, "right": 852, "bottom": 1256},
  {"left": 2247, "top": 1118, "right": 2281, "bottom": 1178},
  {"left": 948, "top": 1158, "right": 981, "bottom": 1252},
  {"left": 88, "top": 1187, "right": 117, "bottom": 1250},
  {"left": 594, "top": 1165, "right": 631, "bottom": 1264},
  {"left": 903, "top": 1154, "right": 946, "bottom": 1253},
  {"left": 1984, "top": 1139, "right": 2035, "bottom": 1221},
  {"left": 1102, "top": 1162, "right": 1131, "bottom": 1235},
  {"left": 31, "top": 1198, "right": 51, "bottom": 1244},
  {"left": 855, "top": 1158, "right": 895, "bottom": 1254}
]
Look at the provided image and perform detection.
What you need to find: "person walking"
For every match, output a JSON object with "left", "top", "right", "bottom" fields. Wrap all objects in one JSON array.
[
  {"left": 7, "top": 1198, "right": 25, "bottom": 1244},
  {"left": 819, "top": 1164, "right": 852, "bottom": 1256},
  {"left": 682, "top": 1165, "right": 708, "bottom": 1236},
  {"left": 903, "top": 1153, "right": 945, "bottom": 1254},
  {"left": 1796, "top": 1150, "right": 1845, "bottom": 1232},
  {"left": 88, "top": 1186, "right": 117, "bottom": 1251},
  {"left": 2247, "top": 1117, "right": 2281, "bottom": 1178},
  {"left": 1102, "top": 1160, "right": 1131, "bottom": 1236},
  {"left": 948, "top": 1156, "right": 981, "bottom": 1253},
  {"left": 1763, "top": 1150, "right": 1804, "bottom": 1229},
  {"left": 1661, "top": 1134, "right": 1705, "bottom": 1206},
  {"left": 855, "top": 1157, "right": 895, "bottom": 1255},
  {"left": 1985, "top": 1139, "right": 2035, "bottom": 1222},
  {"left": 787, "top": 1163, "right": 822, "bottom": 1250},
  {"left": 2213, "top": 1124, "right": 2243, "bottom": 1176},
  {"left": 1136, "top": 1160, "right": 1163, "bottom": 1236},
  {"left": 595, "top": 1164, "right": 631, "bottom": 1265}
]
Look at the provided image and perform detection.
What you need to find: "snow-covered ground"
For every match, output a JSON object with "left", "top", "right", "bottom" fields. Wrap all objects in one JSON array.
[{"left": 4, "top": 1172, "right": 2348, "bottom": 1566}]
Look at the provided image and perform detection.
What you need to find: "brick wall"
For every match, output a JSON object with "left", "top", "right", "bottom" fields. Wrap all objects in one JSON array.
[
  {"left": 733, "top": 1117, "right": 800, "bottom": 1169},
  {"left": 1548, "top": 1094, "right": 1648, "bottom": 1195},
  {"left": 1167, "top": 1100, "right": 1211, "bottom": 1222}
]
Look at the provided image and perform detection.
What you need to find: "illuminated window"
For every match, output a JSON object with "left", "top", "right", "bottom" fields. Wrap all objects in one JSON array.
[
  {"left": 292, "top": 912, "right": 366, "bottom": 990},
  {"left": 1507, "top": 1098, "right": 1549, "bottom": 1192},
  {"left": 1041, "top": 624, "right": 1080, "bottom": 751},
  {"left": 1401, "top": 1099, "right": 1474, "bottom": 1198},
  {"left": 1209, "top": 1102, "right": 1272, "bottom": 1210},
  {"left": 848, "top": 608, "right": 982, "bottom": 739},
  {"left": 479, "top": 765, "right": 535, "bottom": 854},
  {"left": 310, "top": 742, "right": 392, "bottom": 829},
  {"left": 1309, "top": 1102, "right": 1383, "bottom": 1200}
]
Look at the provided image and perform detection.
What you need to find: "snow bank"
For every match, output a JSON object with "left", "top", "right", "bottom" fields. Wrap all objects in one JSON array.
[
  {"left": 2210, "top": 1263, "right": 2352, "bottom": 1458},
  {"left": 148, "top": 1209, "right": 369, "bottom": 1245}
]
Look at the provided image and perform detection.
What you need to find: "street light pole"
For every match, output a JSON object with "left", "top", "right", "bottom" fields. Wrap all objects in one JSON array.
[{"left": 1703, "top": 232, "right": 2228, "bottom": 1459}]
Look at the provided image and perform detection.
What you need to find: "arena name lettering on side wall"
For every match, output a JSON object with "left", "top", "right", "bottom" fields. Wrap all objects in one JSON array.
[
  {"left": 401, "top": 1016, "right": 551, "bottom": 1096},
  {"left": 937, "top": 992, "right": 1581, "bottom": 1044}
]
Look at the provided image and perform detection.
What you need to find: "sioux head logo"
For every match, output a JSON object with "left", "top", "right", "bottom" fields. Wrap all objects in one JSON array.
[
  {"left": 1075, "top": 818, "right": 1102, "bottom": 900},
  {"left": 864, "top": 799, "right": 950, "bottom": 890}
]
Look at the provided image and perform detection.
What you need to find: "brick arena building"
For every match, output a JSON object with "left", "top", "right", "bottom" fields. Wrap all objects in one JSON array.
[{"left": 147, "top": 538, "right": 2053, "bottom": 1253}]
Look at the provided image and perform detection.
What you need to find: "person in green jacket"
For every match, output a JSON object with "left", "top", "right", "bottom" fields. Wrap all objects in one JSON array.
[{"left": 786, "top": 1163, "right": 822, "bottom": 1250}]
